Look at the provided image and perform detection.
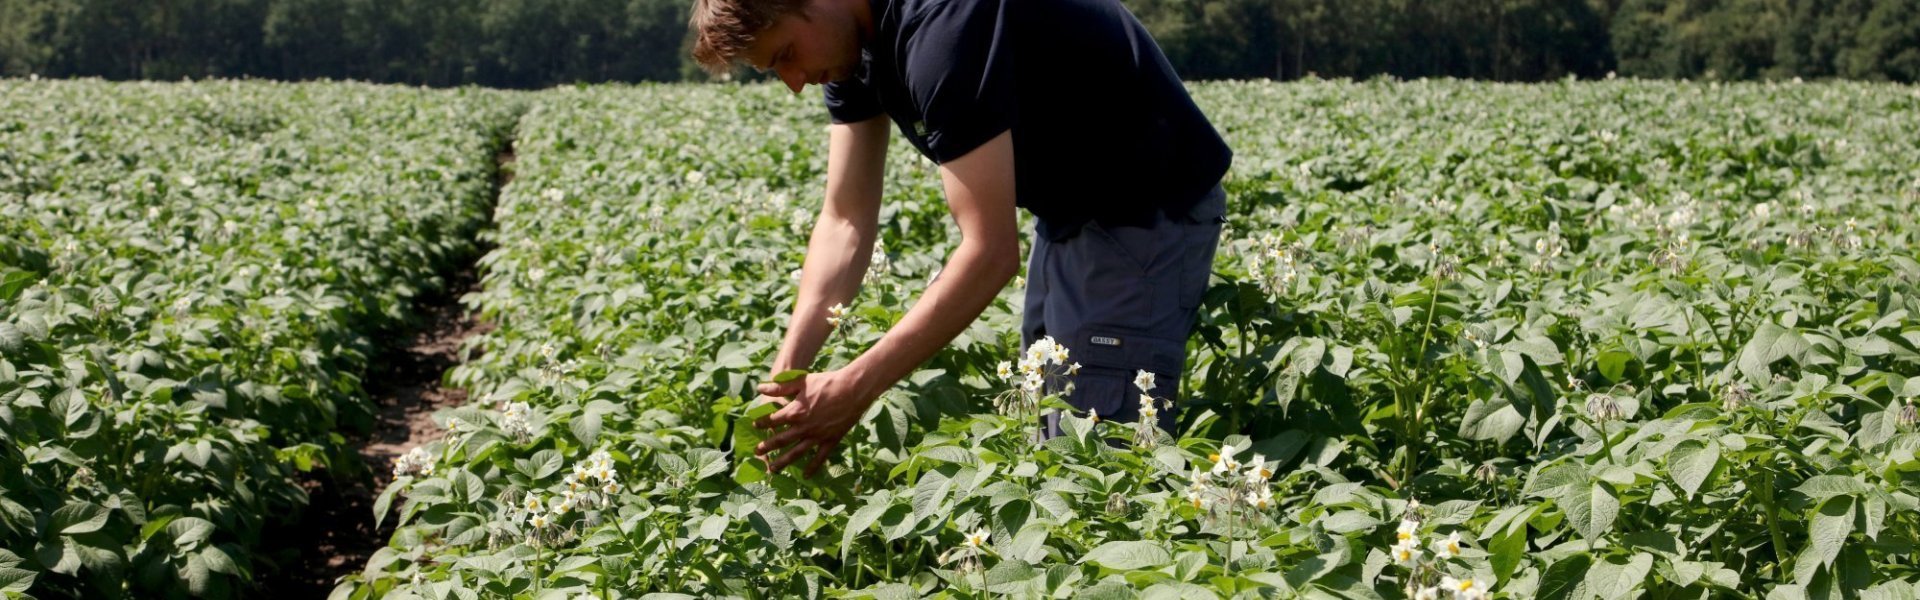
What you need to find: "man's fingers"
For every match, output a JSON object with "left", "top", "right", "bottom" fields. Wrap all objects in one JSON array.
[
  {"left": 755, "top": 397, "right": 807, "bottom": 430},
  {"left": 767, "top": 438, "right": 816, "bottom": 474},
  {"left": 755, "top": 424, "right": 809, "bottom": 456},
  {"left": 755, "top": 377, "right": 805, "bottom": 398},
  {"left": 802, "top": 439, "right": 841, "bottom": 479}
]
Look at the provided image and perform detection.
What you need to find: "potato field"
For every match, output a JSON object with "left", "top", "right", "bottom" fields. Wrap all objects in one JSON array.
[{"left": 2, "top": 78, "right": 1918, "bottom": 600}]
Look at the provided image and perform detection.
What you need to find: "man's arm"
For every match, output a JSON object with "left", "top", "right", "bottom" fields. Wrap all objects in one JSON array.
[
  {"left": 755, "top": 130, "right": 1021, "bottom": 477},
  {"left": 769, "top": 116, "right": 891, "bottom": 374}
]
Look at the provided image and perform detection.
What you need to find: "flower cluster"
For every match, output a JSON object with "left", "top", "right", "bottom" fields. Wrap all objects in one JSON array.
[
  {"left": 1132, "top": 370, "right": 1169, "bottom": 448},
  {"left": 826, "top": 302, "right": 849, "bottom": 329},
  {"left": 510, "top": 450, "right": 624, "bottom": 547},
  {"left": 1183, "top": 444, "right": 1274, "bottom": 517},
  {"left": 391, "top": 446, "right": 436, "bottom": 478},
  {"left": 499, "top": 400, "right": 535, "bottom": 439},
  {"left": 864, "top": 239, "right": 891, "bottom": 284},
  {"left": 993, "top": 336, "right": 1078, "bottom": 420},
  {"left": 558, "top": 449, "right": 624, "bottom": 509},
  {"left": 1246, "top": 232, "right": 1307, "bottom": 296},
  {"left": 1395, "top": 501, "right": 1490, "bottom": 600}
]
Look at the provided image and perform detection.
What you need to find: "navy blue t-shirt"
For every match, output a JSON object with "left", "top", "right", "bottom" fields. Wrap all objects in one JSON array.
[{"left": 824, "top": 0, "right": 1232, "bottom": 240}]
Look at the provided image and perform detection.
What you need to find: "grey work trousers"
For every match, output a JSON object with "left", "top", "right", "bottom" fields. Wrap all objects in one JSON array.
[{"left": 1025, "top": 184, "right": 1226, "bottom": 439}]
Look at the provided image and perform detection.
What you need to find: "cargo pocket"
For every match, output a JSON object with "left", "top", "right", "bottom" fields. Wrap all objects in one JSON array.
[{"left": 1070, "top": 328, "right": 1185, "bottom": 426}]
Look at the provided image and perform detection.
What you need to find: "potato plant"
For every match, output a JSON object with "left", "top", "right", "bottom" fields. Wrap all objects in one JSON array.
[{"left": 0, "top": 80, "right": 521, "bottom": 598}]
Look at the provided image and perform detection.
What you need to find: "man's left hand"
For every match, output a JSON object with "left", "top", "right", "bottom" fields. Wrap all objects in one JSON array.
[{"left": 752, "top": 369, "right": 876, "bottom": 478}]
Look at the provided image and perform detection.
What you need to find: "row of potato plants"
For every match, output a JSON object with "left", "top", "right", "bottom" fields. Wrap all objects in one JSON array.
[
  {"left": 349, "top": 80, "right": 1920, "bottom": 599},
  {"left": 0, "top": 79, "right": 522, "bottom": 598}
]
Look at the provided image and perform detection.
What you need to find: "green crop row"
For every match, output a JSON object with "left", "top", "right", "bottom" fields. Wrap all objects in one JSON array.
[
  {"left": 0, "top": 79, "right": 521, "bottom": 598},
  {"left": 341, "top": 80, "right": 1920, "bottom": 599},
  {"left": 345, "top": 80, "right": 1920, "bottom": 599}
]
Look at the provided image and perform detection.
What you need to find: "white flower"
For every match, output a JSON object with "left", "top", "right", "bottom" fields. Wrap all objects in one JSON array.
[
  {"left": 1442, "top": 576, "right": 1488, "bottom": 600},
  {"left": 1396, "top": 518, "right": 1420, "bottom": 543},
  {"left": 524, "top": 495, "right": 545, "bottom": 514},
  {"left": 1185, "top": 487, "right": 1210, "bottom": 509},
  {"left": 1414, "top": 587, "right": 1441, "bottom": 600},
  {"left": 1243, "top": 454, "right": 1271, "bottom": 483},
  {"left": 997, "top": 361, "right": 1013, "bottom": 380},
  {"left": 1243, "top": 485, "right": 1274, "bottom": 510},
  {"left": 1391, "top": 537, "right": 1423, "bottom": 566},
  {"left": 541, "top": 188, "right": 565, "bottom": 202},
  {"left": 1068, "top": 362, "right": 1082, "bottom": 375},
  {"left": 1432, "top": 531, "right": 1463, "bottom": 558},
  {"left": 685, "top": 170, "right": 705, "bottom": 184},
  {"left": 529, "top": 513, "right": 550, "bottom": 529},
  {"left": 963, "top": 528, "right": 990, "bottom": 548},
  {"left": 1133, "top": 370, "right": 1156, "bottom": 394},
  {"left": 1211, "top": 443, "right": 1242, "bottom": 475}
]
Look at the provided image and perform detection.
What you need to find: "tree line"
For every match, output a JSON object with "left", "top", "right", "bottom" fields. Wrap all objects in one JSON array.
[{"left": 1, "top": 0, "right": 1914, "bottom": 87}]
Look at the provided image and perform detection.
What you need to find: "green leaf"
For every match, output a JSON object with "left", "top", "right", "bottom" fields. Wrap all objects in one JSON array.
[
  {"left": 1598, "top": 350, "right": 1633, "bottom": 383},
  {"left": 0, "top": 566, "right": 35, "bottom": 593},
  {"left": 699, "top": 514, "right": 729, "bottom": 541},
  {"left": 1078, "top": 540, "right": 1171, "bottom": 570},
  {"left": 525, "top": 449, "right": 563, "bottom": 480},
  {"left": 50, "top": 502, "right": 109, "bottom": 535},
  {"left": 1537, "top": 553, "right": 1592, "bottom": 600},
  {"left": 1739, "top": 322, "right": 1811, "bottom": 383},
  {"left": 842, "top": 495, "right": 890, "bottom": 560},
  {"left": 1585, "top": 552, "right": 1653, "bottom": 600},
  {"left": 1488, "top": 523, "right": 1526, "bottom": 584},
  {"left": 373, "top": 478, "right": 404, "bottom": 530},
  {"left": 732, "top": 399, "right": 781, "bottom": 485},
  {"left": 1795, "top": 475, "right": 1869, "bottom": 502},
  {"left": 34, "top": 536, "right": 78, "bottom": 575},
  {"left": 1561, "top": 480, "right": 1619, "bottom": 540},
  {"left": 1525, "top": 462, "right": 1587, "bottom": 499},
  {"left": 1460, "top": 396, "right": 1525, "bottom": 443},
  {"left": 1807, "top": 496, "right": 1855, "bottom": 570},
  {"left": 764, "top": 369, "right": 809, "bottom": 384},
  {"left": 570, "top": 409, "right": 603, "bottom": 445},
  {"left": 1667, "top": 439, "right": 1720, "bottom": 499},
  {"left": 167, "top": 517, "right": 214, "bottom": 551},
  {"left": 747, "top": 504, "right": 794, "bottom": 551}
]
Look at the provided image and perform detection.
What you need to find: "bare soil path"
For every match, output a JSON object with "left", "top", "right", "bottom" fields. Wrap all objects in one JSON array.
[{"left": 256, "top": 140, "right": 514, "bottom": 597}]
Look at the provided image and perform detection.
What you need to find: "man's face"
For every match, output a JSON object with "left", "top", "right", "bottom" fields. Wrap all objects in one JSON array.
[{"left": 742, "top": 1, "right": 863, "bottom": 94}]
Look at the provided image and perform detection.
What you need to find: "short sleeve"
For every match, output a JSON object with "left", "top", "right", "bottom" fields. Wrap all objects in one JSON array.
[
  {"left": 824, "top": 75, "right": 883, "bottom": 124},
  {"left": 900, "top": 0, "right": 1015, "bottom": 163}
]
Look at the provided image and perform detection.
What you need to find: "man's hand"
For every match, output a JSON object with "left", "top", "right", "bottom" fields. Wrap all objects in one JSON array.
[{"left": 752, "top": 370, "right": 878, "bottom": 478}]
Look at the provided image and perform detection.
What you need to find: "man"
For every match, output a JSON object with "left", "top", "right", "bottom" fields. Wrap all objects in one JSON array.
[{"left": 689, "top": 0, "right": 1231, "bottom": 477}]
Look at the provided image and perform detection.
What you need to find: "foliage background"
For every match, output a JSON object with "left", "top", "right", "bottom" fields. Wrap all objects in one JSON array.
[{"left": 1, "top": 0, "right": 1917, "bottom": 87}]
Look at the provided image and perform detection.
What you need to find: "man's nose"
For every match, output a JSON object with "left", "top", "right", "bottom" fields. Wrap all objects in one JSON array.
[{"left": 778, "top": 66, "right": 805, "bottom": 94}]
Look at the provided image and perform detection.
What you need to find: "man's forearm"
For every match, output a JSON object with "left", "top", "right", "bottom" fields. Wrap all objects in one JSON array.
[
  {"left": 842, "top": 239, "right": 1019, "bottom": 399},
  {"left": 771, "top": 120, "right": 887, "bottom": 374},
  {"left": 771, "top": 216, "right": 873, "bottom": 373}
]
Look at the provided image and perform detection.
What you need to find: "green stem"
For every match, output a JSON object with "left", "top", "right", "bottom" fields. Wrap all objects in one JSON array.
[
  {"left": 1757, "top": 468, "right": 1792, "bottom": 573},
  {"left": 1401, "top": 280, "right": 1443, "bottom": 488}
]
